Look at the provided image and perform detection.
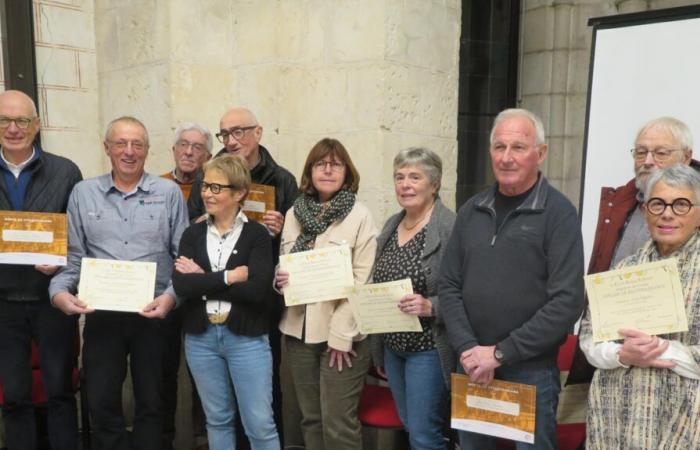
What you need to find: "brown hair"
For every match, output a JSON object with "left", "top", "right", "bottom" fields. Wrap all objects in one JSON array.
[{"left": 299, "top": 138, "right": 360, "bottom": 196}]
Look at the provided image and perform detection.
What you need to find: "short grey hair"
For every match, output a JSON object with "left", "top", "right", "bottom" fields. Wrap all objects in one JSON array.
[
  {"left": 393, "top": 147, "right": 443, "bottom": 194},
  {"left": 635, "top": 116, "right": 693, "bottom": 152},
  {"left": 172, "top": 122, "right": 213, "bottom": 153},
  {"left": 489, "top": 108, "right": 546, "bottom": 146},
  {"left": 104, "top": 116, "right": 149, "bottom": 147},
  {"left": 644, "top": 164, "right": 700, "bottom": 202}
]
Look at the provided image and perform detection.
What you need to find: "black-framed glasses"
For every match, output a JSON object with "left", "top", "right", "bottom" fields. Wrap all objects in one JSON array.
[
  {"left": 174, "top": 140, "right": 207, "bottom": 153},
  {"left": 201, "top": 181, "right": 237, "bottom": 194},
  {"left": 630, "top": 147, "right": 680, "bottom": 163},
  {"left": 646, "top": 197, "right": 698, "bottom": 216},
  {"left": 313, "top": 160, "right": 345, "bottom": 172},
  {"left": 215, "top": 126, "right": 257, "bottom": 143},
  {"left": 0, "top": 116, "right": 36, "bottom": 129}
]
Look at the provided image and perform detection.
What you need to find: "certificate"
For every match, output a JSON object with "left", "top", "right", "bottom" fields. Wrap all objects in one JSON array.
[
  {"left": 78, "top": 258, "right": 157, "bottom": 312},
  {"left": 0, "top": 211, "right": 67, "bottom": 266},
  {"left": 279, "top": 245, "right": 354, "bottom": 306},
  {"left": 584, "top": 258, "right": 688, "bottom": 342},
  {"left": 347, "top": 279, "right": 422, "bottom": 334},
  {"left": 243, "top": 183, "right": 275, "bottom": 223},
  {"left": 451, "top": 373, "right": 536, "bottom": 444}
]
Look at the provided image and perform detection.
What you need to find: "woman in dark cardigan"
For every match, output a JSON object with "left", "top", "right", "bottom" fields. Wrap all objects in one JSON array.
[{"left": 172, "top": 154, "right": 280, "bottom": 450}]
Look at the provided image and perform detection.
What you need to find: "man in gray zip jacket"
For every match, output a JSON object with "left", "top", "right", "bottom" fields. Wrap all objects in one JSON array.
[{"left": 439, "top": 108, "right": 584, "bottom": 450}]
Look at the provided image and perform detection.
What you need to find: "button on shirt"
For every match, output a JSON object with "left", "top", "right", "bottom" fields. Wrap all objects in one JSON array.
[
  {"left": 49, "top": 172, "right": 189, "bottom": 302},
  {"left": 205, "top": 209, "right": 248, "bottom": 315}
]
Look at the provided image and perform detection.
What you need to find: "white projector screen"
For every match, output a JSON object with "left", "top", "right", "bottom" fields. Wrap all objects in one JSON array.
[{"left": 580, "top": 6, "right": 700, "bottom": 269}]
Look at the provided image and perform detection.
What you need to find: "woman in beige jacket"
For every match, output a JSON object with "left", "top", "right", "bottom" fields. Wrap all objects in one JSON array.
[{"left": 275, "top": 138, "right": 377, "bottom": 450}]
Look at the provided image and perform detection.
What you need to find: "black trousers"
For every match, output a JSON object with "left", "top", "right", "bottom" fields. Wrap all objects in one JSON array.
[
  {"left": 0, "top": 299, "right": 78, "bottom": 450},
  {"left": 83, "top": 311, "right": 165, "bottom": 450}
]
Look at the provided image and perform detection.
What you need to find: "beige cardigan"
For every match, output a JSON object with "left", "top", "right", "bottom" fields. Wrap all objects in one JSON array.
[{"left": 278, "top": 201, "right": 378, "bottom": 351}]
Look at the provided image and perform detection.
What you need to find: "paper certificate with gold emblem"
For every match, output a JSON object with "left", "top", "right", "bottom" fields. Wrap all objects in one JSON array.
[
  {"left": 78, "top": 258, "right": 157, "bottom": 312},
  {"left": 243, "top": 183, "right": 275, "bottom": 223},
  {"left": 584, "top": 258, "right": 688, "bottom": 342},
  {"left": 0, "top": 211, "right": 68, "bottom": 266},
  {"left": 347, "top": 278, "right": 422, "bottom": 334},
  {"left": 279, "top": 245, "right": 354, "bottom": 306},
  {"left": 451, "top": 373, "right": 536, "bottom": 444}
]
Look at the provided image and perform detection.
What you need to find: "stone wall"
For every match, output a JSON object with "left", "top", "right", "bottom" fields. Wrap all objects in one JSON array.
[
  {"left": 93, "top": 0, "right": 461, "bottom": 222},
  {"left": 34, "top": 0, "right": 102, "bottom": 176},
  {"left": 520, "top": 0, "right": 700, "bottom": 207}
]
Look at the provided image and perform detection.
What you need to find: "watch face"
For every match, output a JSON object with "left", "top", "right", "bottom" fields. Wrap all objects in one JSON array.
[{"left": 494, "top": 348, "right": 504, "bottom": 361}]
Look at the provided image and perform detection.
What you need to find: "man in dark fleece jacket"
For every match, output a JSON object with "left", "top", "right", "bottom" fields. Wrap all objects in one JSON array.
[
  {"left": 188, "top": 107, "right": 298, "bottom": 450},
  {"left": 0, "top": 90, "right": 83, "bottom": 450},
  {"left": 440, "top": 108, "right": 584, "bottom": 450}
]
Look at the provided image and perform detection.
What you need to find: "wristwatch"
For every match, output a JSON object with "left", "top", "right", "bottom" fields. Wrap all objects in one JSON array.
[{"left": 493, "top": 345, "right": 505, "bottom": 363}]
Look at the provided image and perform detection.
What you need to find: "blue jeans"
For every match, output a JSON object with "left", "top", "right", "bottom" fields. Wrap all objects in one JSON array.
[
  {"left": 383, "top": 346, "right": 448, "bottom": 450},
  {"left": 458, "top": 361, "right": 560, "bottom": 450},
  {"left": 185, "top": 325, "right": 279, "bottom": 450}
]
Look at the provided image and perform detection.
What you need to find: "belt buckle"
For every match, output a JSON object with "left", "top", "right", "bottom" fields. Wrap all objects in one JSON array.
[{"left": 208, "top": 313, "right": 228, "bottom": 324}]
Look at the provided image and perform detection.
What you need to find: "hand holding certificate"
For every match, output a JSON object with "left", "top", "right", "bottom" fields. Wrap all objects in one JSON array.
[
  {"left": 279, "top": 245, "right": 354, "bottom": 306},
  {"left": 78, "top": 258, "right": 157, "bottom": 312},
  {"left": 0, "top": 211, "right": 67, "bottom": 266},
  {"left": 451, "top": 373, "right": 536, "bottom": 444},
  {"left": 584, "top": 258, "right": 688, "bottom": 342},
  {"left": 347, "top": 279, "right": 422, "bottom": 334}
]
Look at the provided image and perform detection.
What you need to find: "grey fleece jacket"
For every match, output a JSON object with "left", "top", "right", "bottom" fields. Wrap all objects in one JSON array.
[{"left": 439, "top": 175, "right": 584, "bottom": 366}]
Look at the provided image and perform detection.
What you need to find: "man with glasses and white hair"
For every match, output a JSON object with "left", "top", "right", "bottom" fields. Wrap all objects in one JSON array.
[
  {"left": 0, "top": 90, "right": 82, "bottom": 450},
  {"left": 188, "top": 107, "right": 297, "bottom": 448},
  {"left": 160, "top": 122, "right": 212, "bottom": 450},
  {"left": 50, "top": 116, "right": 189, "bottom": 450},
  {"left": 162, "top": 123, "right": 212, "bottom": 201}
]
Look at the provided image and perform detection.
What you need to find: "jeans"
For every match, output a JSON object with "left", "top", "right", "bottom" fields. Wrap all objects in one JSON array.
[
  {"left": 185, "top": 325, "right": 279, "bottom": 450},
  {"left": 285, "top": 336, "right": 371, "bottom": 450},
  {"left": 83, "top": 311, "right": 166, "bottom": 450},
  {"left": 383, "top": 346, "right": 448, "bottom": 450},
  {"left": 458, "top": 361, "right": 561, "bottom": 450},
  {"left": 0, "top": 300, "right": 78, "bottom": 450}
]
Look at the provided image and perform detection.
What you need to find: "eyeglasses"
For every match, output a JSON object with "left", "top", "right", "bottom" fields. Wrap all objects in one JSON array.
[
  {"left": 313, "top": 160, "right": 345, "bottom": 172},
  {"left": 174, "top": 140, "right": 207, "bottom": 153},
  {"left": 0, "top": 116, "right": 36, "bottom": 129},
  {"left": 106, "top": 140, "right": 146, "bottom": 151},
  {"left": 646, "top": 197, "right": 698, "bottom": 216},
  {"left": 215, "top": 126, "right": 257, "bottom": 143},
  {"left": 630, "top": 147, "right": 680, "bottom": 163},
  {"left": 201, "top": 181, "right": 237, "bottom": 194}
]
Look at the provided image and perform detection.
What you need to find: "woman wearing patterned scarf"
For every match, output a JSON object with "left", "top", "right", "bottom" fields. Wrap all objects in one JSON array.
[{"left": 276, "top": 138, "right": 377, "bottom": 450}]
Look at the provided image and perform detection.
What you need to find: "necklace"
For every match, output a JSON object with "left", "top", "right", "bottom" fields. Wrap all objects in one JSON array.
[{"left": 402, "top": 203, "right": 435, "bottom": 231}]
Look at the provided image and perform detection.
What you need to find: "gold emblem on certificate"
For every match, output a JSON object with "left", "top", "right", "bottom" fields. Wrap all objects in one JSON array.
[
  {"left": 242, "top": 183, "right": 275, "bottom": 223},
  {"left": 279, "top": 245, "right": 354, "bottom": 306},
  {"left": 451, "top": 373, "right": 536, "bottom": 444},
  {"left": 584, "top": 258, "right": 689, "bottom": 342},
  {"left": 347, "top": 279, "right": 422, "bottom": 334},
  {"left": 0, "top": 211, "right": 67, "bottom": 265},
  {"left": 78, "top": 258, "right": 157, "bottom": 312}
]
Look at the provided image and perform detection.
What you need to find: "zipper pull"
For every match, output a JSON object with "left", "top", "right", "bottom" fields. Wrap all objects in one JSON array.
[{"left": 491, "top": 234, "right": 497, "bottom": 246}]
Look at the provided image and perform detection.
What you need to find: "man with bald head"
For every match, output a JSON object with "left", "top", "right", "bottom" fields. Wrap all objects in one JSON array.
[
  {"left": 0, "top": 90, "right": 82, "bottom": 449},
  {"left": 188, "top": 107, "right": 297, "bottom": 447}
]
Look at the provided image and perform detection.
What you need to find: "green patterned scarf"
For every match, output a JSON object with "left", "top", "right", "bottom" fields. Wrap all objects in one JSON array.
[{"left": 290, "top": 189, "right": 356, "bottom": 253}]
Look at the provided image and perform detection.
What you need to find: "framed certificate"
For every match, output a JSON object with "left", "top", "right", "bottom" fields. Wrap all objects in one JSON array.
[
  {"left": 584, "top": 258, "right": 688, "bottom": 342},
  {"left": 451, "top": 373, "right": 536, "bottom": 444},
  {"left": 279, "top": 245, "right": 354, "bottom": 306},
  {"left": 0, "top": 211, "right": 67, "bottom": 265},
  {"left": 347, "top": 279, "right": 422, "bottom": 334},
  {"left": 243, "top": 183, "right": 275, "bottom": 223},
  {"left": 78, "top": 258, "right": 157, "bottom": 312}
]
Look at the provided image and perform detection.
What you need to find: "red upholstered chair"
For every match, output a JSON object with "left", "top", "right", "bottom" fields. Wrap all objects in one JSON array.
[{"left": 358, "top": 366, "right": 404, "bottom": 429}]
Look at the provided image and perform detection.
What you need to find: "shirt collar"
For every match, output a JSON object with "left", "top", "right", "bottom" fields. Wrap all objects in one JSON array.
[
  {"left": 0, "top": 146, "right": 36, "bottom": 172},
  {"left": 206, "top": 208, "right": 248, "bottom": 234},
  {"left": 99, "top": 172, "right": 151, "bottom": 194}
]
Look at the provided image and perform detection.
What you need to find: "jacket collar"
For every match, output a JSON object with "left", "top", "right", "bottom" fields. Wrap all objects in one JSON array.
[{"left": 475, "top": 173, "right": 549, "bottom": 214}]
